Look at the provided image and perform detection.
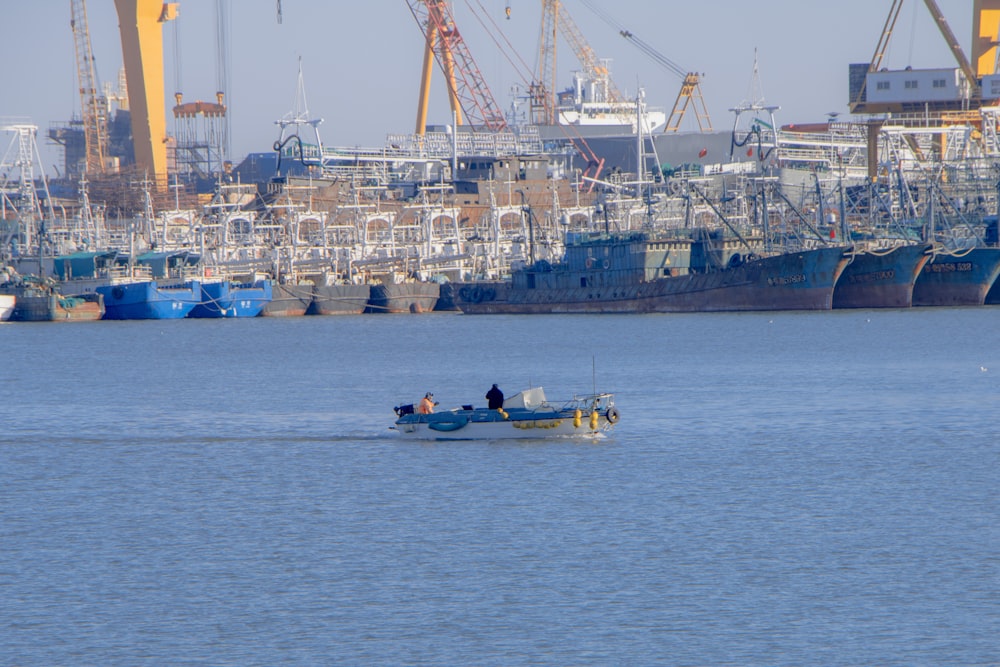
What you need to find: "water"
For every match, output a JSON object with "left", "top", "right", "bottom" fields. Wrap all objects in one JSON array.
[{"left": 2, "top": 310, "right": 998, "bottom": 665}]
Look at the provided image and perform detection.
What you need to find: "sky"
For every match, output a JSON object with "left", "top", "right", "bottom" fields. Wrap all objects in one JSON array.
[{"left": 0, "top": 0, "right": 978, "bottom": 177}]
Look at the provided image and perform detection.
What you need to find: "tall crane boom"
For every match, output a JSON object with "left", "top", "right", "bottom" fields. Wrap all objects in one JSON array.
[
  {"left": 114, "top": 0, "right": 177, "bottom": 186},
  {"left": 972, "top": 0, "right": 1000, "bottom": 77},
  {"left": 407, "top": 0, "right": 508, "bottom": 134},
  {"left": 853, "top": 0, "right": 981, "bottom": 112},
  {"left": 923, "top": 0, "right": 979, "bottom": 92},
  {"left": 71, "top": 0, "right": 107, "bottom": 174},
  {"left": 615, "top": 27, "right": 712, "bottom": 133},
  {"left": 537, "top": 0, "right": 623, "bottom": 113},
  {"left": 535, "top": 0, "right": 558, "bottom": 125}
]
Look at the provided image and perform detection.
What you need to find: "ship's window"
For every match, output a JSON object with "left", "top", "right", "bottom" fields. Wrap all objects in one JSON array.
[
  {"left": 527, "top": 274, "right": 536, "bottom": 289},
  {"left": 580, "top": 277, "right": 588, "bottom": 288},
  {"left": 933, "top": 79, "right": 946, "bottom": 88},
  {"left": 904, "top": 80, "right": 918, "bottom": 89},
  {"left": 876, "top": 81, "right": 890, "bottom": 91}
]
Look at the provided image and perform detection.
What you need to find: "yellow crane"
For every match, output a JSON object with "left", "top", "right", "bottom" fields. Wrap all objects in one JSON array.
[
  {"left": 852, "top": 0, "right": 992, "bottom": 114},
  {"left": 70, "top": 0, "right": 107, "bottom": 175},
  {"left": 113, "top": 0, "right": 177, "bottom": 186},
  {"left": 973, "top": 0, "right": 1000, "bottom": 77}
]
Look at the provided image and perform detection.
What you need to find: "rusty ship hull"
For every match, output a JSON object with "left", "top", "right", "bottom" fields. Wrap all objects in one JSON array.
[
  {"left": 912, "top": 248, "right": 1000, "bottom": 307},
  {"left": 833, "top": 244, "right": 934, "bottom": 309},
  {"left": 457, "top": 234, "right": 851, "bottom": 314}
]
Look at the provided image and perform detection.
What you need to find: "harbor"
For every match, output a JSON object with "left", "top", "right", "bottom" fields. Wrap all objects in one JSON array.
[
  {"left": 4, "top": 4, "right": 1000, "bottom": 666},
  {"left": 4, "top": 2, "right": 1000, "bottom": 320}
]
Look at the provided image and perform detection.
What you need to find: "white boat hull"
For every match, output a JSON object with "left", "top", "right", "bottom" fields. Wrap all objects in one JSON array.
[{"left": 0, "top": 294, "right": 15, "bottom": 321}]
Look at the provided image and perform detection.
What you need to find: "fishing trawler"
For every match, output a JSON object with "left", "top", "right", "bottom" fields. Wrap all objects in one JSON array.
[
  {"left": 833, "top": 243, "right": 934, "bottom": 309},
  {"left": 455, "top": 230, "right": 851, "bottom": 314},
  {"left": 912, "top": 247, "right": 1000, "bottom": 307}
]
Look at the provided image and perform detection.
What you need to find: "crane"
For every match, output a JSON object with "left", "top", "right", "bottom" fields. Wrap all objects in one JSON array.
[
  {"left": 973, "top": 0, "right": 1000, "bottom": 77},
  {"left": 113, "top": 0, "right": 178, "bottom": 186},
  {"left": 70, "top": 0, "right": 107, "bottom": 175},
  {"left": 406, "top": 0, "right": 508, "bottom": 134},
  {"left": 536, "top": 0, "right": 624, "bottom": 125},
  {"left": 577, "top": 0, "right": 711, "bottom": 133},
  {"left": 617, "top": 29, "right": 712, "bottom": 133},
  {"left": 851, "top": 0, "right": 982, "bottom": 113},
  {"left": 924, "top": 0, "right": 979, "bottom": 93}
]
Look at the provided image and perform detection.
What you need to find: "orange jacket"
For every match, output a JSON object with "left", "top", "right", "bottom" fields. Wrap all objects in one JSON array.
[{"left": 418, "top": 397, "right": 435, "bottom": 414}]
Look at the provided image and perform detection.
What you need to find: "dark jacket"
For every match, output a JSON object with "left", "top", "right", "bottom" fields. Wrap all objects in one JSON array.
[{"left": 486, "top": 386, "right": 504, "bottom": 409}]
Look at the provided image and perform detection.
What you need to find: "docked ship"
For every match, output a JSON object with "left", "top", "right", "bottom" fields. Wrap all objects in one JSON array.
[
  {"left": 97, "top": 280, "right": 201, "bottom": 320},
  {"left": 912, "top": 247, "right": 1000, "bottom": 307},
  {"left": 366, "top": 281, "right": 441, "bottom": 314},
  {"left": 832, "top": 243, "right": 934, "bottom": 309},
  {"left": 261, "top": 281, "right": 313, "bottom": 317},
  {"left": 0, "top": 268, "right": 104, "bottom": 321},
  {"left": 455, "top": 230, "right": 851, "bottom": 314},
  {"left": 307, "top": 274, "right": 372, "bottom": 316},
  {"left": 189, "top": 279, "right": 273, "bottom": 318},
  {"left": 56, "top": 250, "right": 203, "bottom": 320},
  {"left": 7, "top": 283, "right": 103, "bottom": 321}
]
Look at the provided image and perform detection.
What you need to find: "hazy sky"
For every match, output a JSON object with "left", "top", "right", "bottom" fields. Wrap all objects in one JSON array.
[{"left": 0, "top": 1, "right": 977, "bottom": 176}]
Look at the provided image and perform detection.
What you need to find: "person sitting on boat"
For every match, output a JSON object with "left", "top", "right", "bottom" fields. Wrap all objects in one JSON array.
[
  {"left": 486, "top": 384, "right": 504, "bottom": 410},
  {"left": 418, "top": 392, "right": 437, "bottom": 414}
]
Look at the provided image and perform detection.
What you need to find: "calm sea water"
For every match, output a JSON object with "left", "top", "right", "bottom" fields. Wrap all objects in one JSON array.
[{"left": 2, "top": 309, "right": 998, "bottom": 665}]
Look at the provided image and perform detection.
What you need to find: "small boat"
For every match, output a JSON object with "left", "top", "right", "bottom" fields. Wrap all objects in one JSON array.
[
  {"left": 391, "top": 387, "right": 619, "bottom": 440},
  {"left": 1, "top": 270, "right": 104, "bottom": 322}
]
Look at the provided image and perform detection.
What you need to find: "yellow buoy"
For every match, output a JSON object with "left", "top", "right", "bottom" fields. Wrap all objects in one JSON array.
[
  {"left": 573, "top": 409, "right": 582, "bottom": 428},
  {"left": 589, "top": 411, "right": 598, "bottom": 429}
]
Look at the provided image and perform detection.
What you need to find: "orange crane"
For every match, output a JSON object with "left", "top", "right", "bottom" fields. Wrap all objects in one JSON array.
[
  {"left": 70, "top": 0, "right": 107, "bottom": 174},
  {"left": 406, "top": 0, "right": 508, "bottom": 134}
]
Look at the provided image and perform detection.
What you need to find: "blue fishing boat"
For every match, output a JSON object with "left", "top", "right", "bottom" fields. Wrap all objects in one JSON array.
[
  {"left": 190, "top": 279, "right": 273, "bottom": 318},
  {"left": 392, "top": 387, "right": 619, "bottom": 440},
  {"left": 833, "top": 243, "right": 933, "bottom": 309},
  {"left": 97, "top": 280, "right": 202, "bottom": 320},
  {"left": 912, "top": 247, "right": 1000, "bottom": 307}
]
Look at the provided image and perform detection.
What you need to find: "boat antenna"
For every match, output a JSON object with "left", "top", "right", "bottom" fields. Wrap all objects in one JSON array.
[{"left": 593, "top": 355, "right": 597, "bottom": 394}]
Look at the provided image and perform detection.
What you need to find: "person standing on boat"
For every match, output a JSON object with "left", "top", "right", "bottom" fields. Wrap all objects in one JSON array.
[
  {"left": 418, "top": 392, "right": 437, "bottom": 414},
  {"left": 486, "top": 384, "right": 504, "bottom": 410}
]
